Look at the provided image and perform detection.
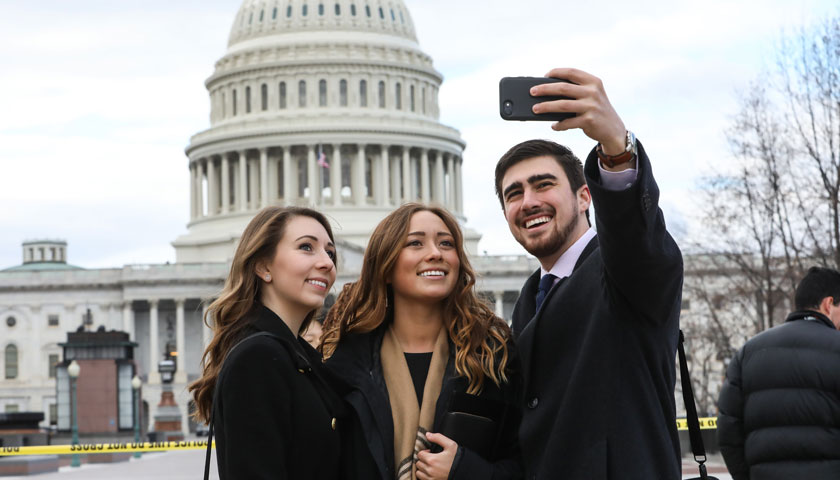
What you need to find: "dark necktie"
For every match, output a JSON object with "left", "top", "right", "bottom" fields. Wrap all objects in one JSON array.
[{"left": 535, "top": 273, "right": 557, "bottom": 310}]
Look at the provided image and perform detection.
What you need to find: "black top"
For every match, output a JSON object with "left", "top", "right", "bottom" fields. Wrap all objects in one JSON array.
[{"left": 404, "top": 352, "right": 433, "bottom": 406}]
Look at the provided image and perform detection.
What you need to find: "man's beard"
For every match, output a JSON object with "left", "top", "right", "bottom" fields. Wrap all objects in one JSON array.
[{"left": 518, "top": 208, "right": 579, "bottom": 259}]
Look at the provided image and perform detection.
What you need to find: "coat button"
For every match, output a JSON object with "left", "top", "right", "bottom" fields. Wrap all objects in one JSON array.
[
  {"left": 528, "top": 397, "right": 538, "bottom": 409},
  {"left": 331, "top": 418, "right": 337, "bottom": 430},
  {"left": 297, "top": 368, "right": 305, "bottom": 374}
]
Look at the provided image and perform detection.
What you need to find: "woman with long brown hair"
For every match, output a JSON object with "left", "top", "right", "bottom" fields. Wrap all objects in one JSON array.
[
  {"left": 190, "top": 206, "right": 343, "bottom": 479},
  {"left": 321, "top": 203, "right": 522, "bottom": 480}
]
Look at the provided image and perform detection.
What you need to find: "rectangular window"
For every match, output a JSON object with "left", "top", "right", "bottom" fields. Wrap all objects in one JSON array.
[
  {"left": 261, "top": 84, "right": 268, "bottom": 111},
  {"left": 246, "top": 86, "right": 252, "bottom": 113},
  {"left": 49, "top": 403, "right": 57, "bottom": 425},
  {"left": 48, "top": 354, "right": 59, "bottom": 378},
  {"left": 48, "top": 314, "right": 59, "bottom": 326},
  {"left": 319, "top": 79, "right": 327, "bottom": 107},
  {"left": 378, "top": 81, "right": 385, "bottom": 108},
  {"left": 57, "top": 368, "right": 69, "bottom": 430},
  {"left": 299, "top": 81, "right": 307, "bottom": 108},
  {"left": 395, "top": 83, "right": 402, "bottom": 110},
  {"left": 279, "top": 82, "right": 287, "bottom": 109},
  {"left": 4, "top": 404, "right": 18, "bottom": 413},
  {"left": 360, "top": 80, "right": 368, "bottom": 107},
  {"left": 410, "top": 85, "right": 415, "bottom": 112},
  {"left": 339, "top": 79, "right": 348, "bottom": 107}
]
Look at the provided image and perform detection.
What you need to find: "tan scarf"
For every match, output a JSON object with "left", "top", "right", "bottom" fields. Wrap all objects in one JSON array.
[{"left": 381, "top": 325, "right": 449, "bottom": 480}]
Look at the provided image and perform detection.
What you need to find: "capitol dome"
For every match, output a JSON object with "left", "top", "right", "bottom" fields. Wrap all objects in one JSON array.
[{"left": 174, "top": 0, "right": 474, "bottom": 263}]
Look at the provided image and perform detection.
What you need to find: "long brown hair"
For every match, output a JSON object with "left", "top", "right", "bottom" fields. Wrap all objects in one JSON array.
[
  {"left": 189, "top": 206, "right": 336, "bottom": 423},
  {"left": 321, "top": 203, "right": 511, "bottom": 394}
]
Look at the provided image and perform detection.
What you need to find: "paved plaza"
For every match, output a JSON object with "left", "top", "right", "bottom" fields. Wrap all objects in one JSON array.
[{"left": 2, "top": 449, "right": 730, "bottom": 479}]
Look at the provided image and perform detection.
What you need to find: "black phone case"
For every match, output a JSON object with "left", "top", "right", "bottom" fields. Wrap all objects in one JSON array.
[{"left": 499, "top": 77, "right": 576, "bottom": 121}]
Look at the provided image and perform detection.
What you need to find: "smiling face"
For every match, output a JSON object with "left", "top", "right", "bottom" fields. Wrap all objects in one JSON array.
[
  {"left": 501, "top": 155, "right": 591, "bottom": 268},
  {"left": 259, "top": 215, "right": 337, "bottom": 323},
  {"left": 389, "top": 210, "right": 461, "bottom": 306}
]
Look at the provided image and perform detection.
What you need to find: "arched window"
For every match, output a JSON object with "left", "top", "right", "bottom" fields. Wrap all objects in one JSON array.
[
  {"left": 410, "top": 85, "right": 415, "bottom": 112},
  {"left": 302, "top": 4, "right": 308, "bottom": 16},
  {"left": 422, "top": 87, "right": 426, "bottom": 114},
  {"left": 319, "top": 79, "right": 328, "bottom": 107},
  {"left": 366, "top": 5, "right": 371, "bottom": 17},
  {"left": 395, "top": 82, "right": 402, "bottom": 110},
  {"left": 335, "top": 3, "right": 340, "bottom": 15},
  {"left": 400, "top": 9, "right": 404, "bottom": 23},
  {"left": 378, "top": 81, "right": 386, "bottom": 108},
  {"left": 245, "top": 86, "right": 252, "bottom": 113},
  {"left": 378, "top": 7, "right": 384, "bottom": 19},
  {"left": 232, "top": 89, "right": 238, "bottom": 116},
  {"left": 390, "top": 8, "right": 395, "bottom": 21},
  {"left": 259, "top": 9, "right": 264, "bottom": 21},
  {"left": 318, "top": 3, "right": 324, "bottom": 15},
  {"left": 279, "top": 82, "right": 287, "bottom": 109},
  {"left": 339, "top": 79, "right": 348, "bottom": 107},
  {"left": 249, "top": 12, "right": 253, "bottom": 24},
  {"left": 5, "top": 344, "right": 18, "bottom": 379},
  {"left": 287, "top": 5, "right": 292, "bottom": 17},
  {"left": 351, "top": 4, "right": 357, "bottom": 15},
  {"left": 261, "top": 84, "right": 268, "bottom": 111},
  {"left": 272, "top": 7, "right": 277, "bottom": 19},
  {"left": 359, "top": 80, "right": 368, "bottom": 107},
  {"left": 299, "top": 80, "right": 307, "bottom": 107}
]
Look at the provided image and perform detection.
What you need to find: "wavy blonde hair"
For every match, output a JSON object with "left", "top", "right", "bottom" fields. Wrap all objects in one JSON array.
[
  {"left": 321, "top": 203, "right": 510, "bottom": 394},
  {"left": 189, "top": 206, "right": 336, "bottom": 423}
]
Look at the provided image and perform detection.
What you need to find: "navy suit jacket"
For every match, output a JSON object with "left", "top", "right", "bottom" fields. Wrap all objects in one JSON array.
[{"left": 512, "top": 142, "right": 684, "bottom": 480}]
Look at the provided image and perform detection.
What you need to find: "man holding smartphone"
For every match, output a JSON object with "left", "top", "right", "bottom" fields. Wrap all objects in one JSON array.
[{"left": 494, "top": 68, "right": 683, "bottom": 479}]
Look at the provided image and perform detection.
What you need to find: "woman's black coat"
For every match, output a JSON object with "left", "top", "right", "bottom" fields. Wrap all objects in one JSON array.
[
  {"left": 324, "top": 323, "right": 524, "bottom": 480},
  {"left": 213, "top": 304, "right": 344, "bottom": 479}
]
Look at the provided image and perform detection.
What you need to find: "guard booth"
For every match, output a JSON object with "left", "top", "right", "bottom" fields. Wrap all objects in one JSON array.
[{"left": 55, "top": 328, "right": 141, "bottom": 445}]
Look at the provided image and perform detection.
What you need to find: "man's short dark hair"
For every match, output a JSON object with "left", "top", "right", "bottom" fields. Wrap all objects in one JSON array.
[
  {"left": 794, "top": 266, "right": 840, "bottom": 310},
  {"left": 494, "top": 139, "right": 587, "bottom": 214}
]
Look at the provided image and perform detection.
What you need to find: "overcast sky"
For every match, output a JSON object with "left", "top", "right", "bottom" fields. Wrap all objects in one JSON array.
[{"left": 1, "top": 0, "right": 837, "bottom": 269}]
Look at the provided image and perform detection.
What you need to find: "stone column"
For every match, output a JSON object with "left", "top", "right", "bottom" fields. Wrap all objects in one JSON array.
[
  {"left": 420, "top": 149, "right": 430, "bottom": 203},
  {"left": 378, "top": 145, "right": 390, "bottom": 206},
  {"left": 391, "top": 153, "right": 401, "bottom": 206},
  {"left": 434, "top": 152, "right": 445, "bottom": 205},
  {"left": 249, "top": 157, "right": 259, "bottom": 209},
  {"left": 238, "top": 150, "right": 248, "bottom": 211},
  {"left": 122, "top": 301, "right": 134, "bottom": 341},
  {"left": 221, "top": 154, "right": 230, "bottom": 214},
  {"left": 445, "top": 154, "right": 455, "bottom": 210},
  {"left": 307, "top": 145, "right": 319, "bottom": 204},
  {"left": 283, "top": 147, "right": 294, "bottom": 204},
  {"left": 268, "top": 152, "right": 279, "bottom": 203},
  {"left": 260, "top": 148, "right": 269, "bottom": 207},
  {"left": 148, "top": 300, "right": 160, "bottom": 384},
  {"left": 189, "top": 162, "right": 197, "bottom": 220},
  {"left": 494, "top": 291, "right": 504, "bottom": 318},
  {"left": 354, "top": 145, "right": 367, "bottom": 205},
  {"left": 174, "top": 299, "right": 186, "bottom": 384},
  {"left": 331, "top": 144, "right": 342, "bottom": 206},
  {"left": 402, "top": 148, "right": 411, "bottom": 203},
  {"left": 206, "top": 158, "right": 218, "bottom": 216},
  {"left": 455, "top": 156, "right": 464, "bottom": 214}
]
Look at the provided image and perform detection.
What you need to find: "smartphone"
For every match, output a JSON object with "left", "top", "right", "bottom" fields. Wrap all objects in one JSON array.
[{"left": 499, "top": 77, "right": 576, "bottom": 122}]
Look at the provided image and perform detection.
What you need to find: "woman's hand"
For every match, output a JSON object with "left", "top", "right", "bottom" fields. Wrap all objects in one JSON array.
[{"left": 416, "top": 432, "right": 458, "bottom": 480}]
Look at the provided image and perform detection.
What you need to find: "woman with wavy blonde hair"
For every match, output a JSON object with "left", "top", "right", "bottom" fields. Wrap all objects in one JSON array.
[
  {"left": 190, "top": 206, "right": 343, "bottom": 480},
  {"left": 321, "top": 203, "right": 522, "bottom": 480}
]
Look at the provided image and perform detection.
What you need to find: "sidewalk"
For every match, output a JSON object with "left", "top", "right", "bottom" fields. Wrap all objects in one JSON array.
[{"left": 682, "top": 453, "right": 731, "bottom": 480}]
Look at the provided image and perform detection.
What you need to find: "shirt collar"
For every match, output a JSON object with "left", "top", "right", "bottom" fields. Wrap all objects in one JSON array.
[{"left": 541, "top": 227, "right": 596, "bottom": 279}]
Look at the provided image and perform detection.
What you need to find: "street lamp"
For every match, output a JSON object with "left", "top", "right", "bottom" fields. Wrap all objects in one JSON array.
[
  {"left": 131, "top": 375, "right": 142, "bottom": 459},
  {"left": 67, "top": 360, "right": 81, "bottom": 468}
]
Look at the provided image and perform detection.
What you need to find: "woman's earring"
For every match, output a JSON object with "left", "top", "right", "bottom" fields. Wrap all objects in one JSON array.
[{"left": 264, "top": 274, "right": 271, "bottom": 282}]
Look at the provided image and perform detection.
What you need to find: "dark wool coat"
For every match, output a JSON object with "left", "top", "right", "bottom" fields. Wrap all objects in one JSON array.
[
  {"left": 213, "top": 304, "right": 344, "bottom": 480},
  {"left": 511, "top": 143, "right": 684, "bottom": 480},
  {"left": 324, "top": 322, "right": 524, "bottom": 480},
  {"left": 717, "top": 310, "right": 840, "bottom": 480}
]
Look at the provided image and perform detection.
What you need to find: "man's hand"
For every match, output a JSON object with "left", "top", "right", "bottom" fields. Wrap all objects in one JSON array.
[
  {"left": 416, "top": 432, "right": 458, "bottom": 480},
  {"left": 530, "top": 68, "right": 626, "bottom": 155}
]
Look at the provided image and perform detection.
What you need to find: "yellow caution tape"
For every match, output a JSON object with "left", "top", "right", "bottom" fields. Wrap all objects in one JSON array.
[
  {"left": 1, "top": 418, "right": 719, "bottom": 457},
  {"left": 676, "top": 417, "right": 718, "bottom": 430},
  {"left": 0, "top": 440, "right": 213, "bottom": 457}
]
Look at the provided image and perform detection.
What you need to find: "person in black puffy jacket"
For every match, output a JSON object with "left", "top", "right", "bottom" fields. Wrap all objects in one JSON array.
[{"left": 717, "top": 266, "right": 840, "bottom": 480}]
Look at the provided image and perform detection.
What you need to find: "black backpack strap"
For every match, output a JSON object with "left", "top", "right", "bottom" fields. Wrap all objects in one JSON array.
[{"left": 678, "top": 330, "right": 709, "bottom": 480}]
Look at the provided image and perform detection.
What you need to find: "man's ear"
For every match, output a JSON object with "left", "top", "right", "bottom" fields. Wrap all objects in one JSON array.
[
  {"left": 576, "top": 185, "right": 592, "bottom": 214},
  {"left": 818, "top": 296, "right": 835, "bottom": 316}
]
